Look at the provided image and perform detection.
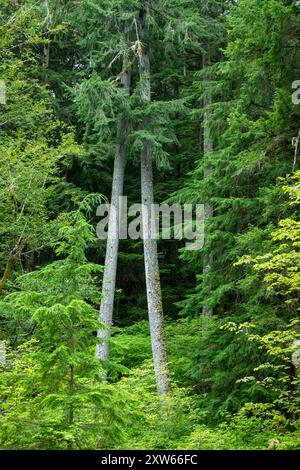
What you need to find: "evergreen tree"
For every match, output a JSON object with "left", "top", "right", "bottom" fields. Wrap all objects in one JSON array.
[{"left": 0, "top": 208, "right": 131, "bottom": 449}]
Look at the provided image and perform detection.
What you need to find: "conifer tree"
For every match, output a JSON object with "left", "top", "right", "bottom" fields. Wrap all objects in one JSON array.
[
  {"left": 137, "top": 0, "right": 170, "bottom": 396},
  {"left": 96, "top": 68, "right": 131, "bottom": 364},
  {"left": 0, "top": 208, "right": 132, "bottom": 449},
  {"left": 202, "top": 42, "right": 214, "bottom": 317}
]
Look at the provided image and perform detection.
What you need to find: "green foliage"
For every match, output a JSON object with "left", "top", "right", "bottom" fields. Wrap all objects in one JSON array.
[
  {"left": 184, "top": 404, "right": 300, "bottom": 450},
  {"left": 238, "top": 172, "right": 300, "bottom": 303},
  {"left": 0, "top": 0, "right": 85, "bottom": 294},
  {"left": 114, "top": 361, "right": 199, "bottom": 450},
  {"left": 0, "top": 211, "right": 133, "bottom": 449}
]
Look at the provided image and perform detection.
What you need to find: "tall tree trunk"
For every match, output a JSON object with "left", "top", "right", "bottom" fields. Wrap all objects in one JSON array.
[
  {"left": 202, "top": 43, "right": 213, "bottom": 318},
  {"left": 96, "top": 70, "right": 131, "bottom": 363},
  {"left": 43, "top": 0, "right": 51, "bottom": 69},
  {"left": 138, "top": 3, "right": 170, "bottom": 396}
]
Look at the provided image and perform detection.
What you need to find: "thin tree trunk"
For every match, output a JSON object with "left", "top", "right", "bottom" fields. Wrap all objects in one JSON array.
[
  {"left": 0, "top": 340, "right": 5, "bottom": 365},
  {"left": 96, "top": 70, "right": 131, "bottom": 363},
  {"left": 138, "top": 3, "right": 170, "bottom": 396},
  {"left": 68, "top": 332, "right": 75, "bottom": 427},
  {"left": 202, "top": 44, "right": 213, "bottom": 318},
  {"left": 0, "top": 255, "right": 18, "bottom": 294},
  {"left": 43, "top": 0, "right": 51, "bottom": 69},
  {"left": 67, "top": 331, "right": 74, "bottom": 450},
  {"left": 0, "top": 237, "right": 29, "bottom": 294}
]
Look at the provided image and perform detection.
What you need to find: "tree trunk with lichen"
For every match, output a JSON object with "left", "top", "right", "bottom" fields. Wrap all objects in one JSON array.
[
  {"left": 138, "top": 3, "right": 170, "bottom": 396},
  {"left": 202, "top": 43, "right": 213, "bottom": 318},
  {"left": 96, "top": 70, "right": 131, "bottom": 364}
]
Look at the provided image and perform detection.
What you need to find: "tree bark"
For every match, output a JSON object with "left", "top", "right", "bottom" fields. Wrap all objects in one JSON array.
[
  {"left": 0, "top": 340, "right": 5, "bottom": 365},
  {"left": 96, "top": 70, "right": 131, "bottom": 363},
  {"left": 43, "top": 0, "right": 51, "bottom": 69},
  {"left": 138, "top": 3, "right": 170, "bottom": 396},
  {"left": 202, "top": 44, "right": 213, "bottom": 318},
  {"left": 0, "top": 254, "right": 18, "bottom": 294},
  {"left": 0, "top": 237, "right": 29, "bottom": 294}
]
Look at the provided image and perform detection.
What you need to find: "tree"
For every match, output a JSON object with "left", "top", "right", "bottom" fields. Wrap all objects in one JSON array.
[
  {"left": 72, "top": 0, "right": 172, "bottom": 393},
  {"left": 96, "top": 69, "right": 131, "bottom": 364},
  {"left": 0, "top": 0, "right": 83, "bottom": 294},
  {"left": 173, "top": 0, "right": 300, "bottom": 418},
  {"left": 137, "top": 1, "right": 170, "bottom": 396},
  {"left": 202, "top": 42, "right": 214, "bottom": 317},
  {"left": 228, "top": 171, "right": 300, "bottom": 423},
  {"left": 66, "top": 0, "right": 136, "bottom": 367},
  {"left": 0, "top": 208, "right": 132, "bottom": 449}
]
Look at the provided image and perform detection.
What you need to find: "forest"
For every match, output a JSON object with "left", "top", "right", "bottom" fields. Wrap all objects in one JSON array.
[{"left": 0, "top": 0, "right": 300, "bottom": 451}]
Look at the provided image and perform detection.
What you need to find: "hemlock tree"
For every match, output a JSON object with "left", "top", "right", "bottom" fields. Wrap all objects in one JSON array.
[
  {"left": 174, "top": 0, "right": 300, "bottom": 417},
  {"left": 96, "top": 69, "right": 131, "bottom": 364},
  {"left": 202, "top": 41, "right": 214, "bottom": 318},
  {"left": 0, "top": 209, "right": 132, "bottom": 449},
  {"left": 67, "top": 0, "right": 136, "bottom": 367},
  {"left": 162, "top": 0, "right": 227, "bottom": 318},
  {"left": 72, "top": 0, "right": 172, "bottom": 393},
  {"left": 137, "top": 1, "right": 170, "bottom": 396}
]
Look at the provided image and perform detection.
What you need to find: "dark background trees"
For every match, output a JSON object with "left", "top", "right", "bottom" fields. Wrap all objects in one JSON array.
[{"left": 0, "top": 0, "right": 299, "bottom": 450}]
